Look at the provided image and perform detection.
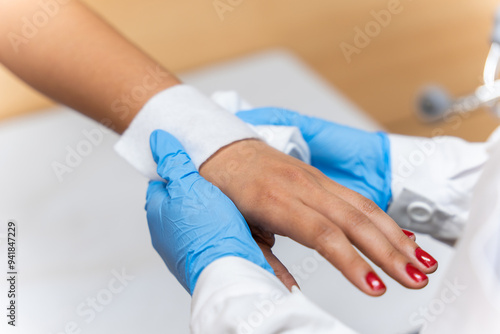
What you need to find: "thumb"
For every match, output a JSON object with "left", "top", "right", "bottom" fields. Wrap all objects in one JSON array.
[{"left": 150, "top": 130, "right": 201, "bottom": 193}]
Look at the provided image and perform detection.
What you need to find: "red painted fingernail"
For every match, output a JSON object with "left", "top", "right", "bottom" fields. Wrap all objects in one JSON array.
[
  {"left": 415, "top": 247, "right": 437, "bottom": 268},
  {"left": 406, "top": 263, "right": 428, "bottom": 283},
  {"left": 403, "top": 229, "right": 415, "bottom": 239},
  {"left": 366, "top": 272, "right": 386, "bottom": 291}
]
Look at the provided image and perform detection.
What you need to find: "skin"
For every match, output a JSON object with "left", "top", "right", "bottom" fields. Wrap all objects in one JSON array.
[{"left": 0, "top": 0, "right": 437, "bottom": 296}]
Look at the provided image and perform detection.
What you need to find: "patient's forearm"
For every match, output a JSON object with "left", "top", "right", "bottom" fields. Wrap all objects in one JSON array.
[{"left": 0, "top": 0, "right": 180, "bottom": 133}]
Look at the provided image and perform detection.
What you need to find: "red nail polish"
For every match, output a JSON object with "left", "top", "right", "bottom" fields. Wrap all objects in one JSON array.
[
  {"left": 366, "top": 272, "right": 386, "bottom": 291},
  {"left": 406, "top": 263, "right": 428, "bottom": 283},
  {"left": 415, "top": 247, "right": 437, "bottom": 268},
  {"left": 402, "top": 229, "right": 415, "bottom": 239}
]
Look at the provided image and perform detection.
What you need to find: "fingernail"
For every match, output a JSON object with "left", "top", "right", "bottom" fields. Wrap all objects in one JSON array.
[
  {"left": 403, "top": 229, "right": 415, "bottom": 239},
  {"left": 406, "top": 263, "right": 428, "bottom": 283},
  {"left": 366, "top": 272, "right": 386, "bottom": 291},
  {"left": 415, "top": 247, "right": 437, "bottom": 268}
]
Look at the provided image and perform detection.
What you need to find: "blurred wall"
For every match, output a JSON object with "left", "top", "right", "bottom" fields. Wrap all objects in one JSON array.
[{"left": 1, "top": 0, "right": 499, "bottom": 140}]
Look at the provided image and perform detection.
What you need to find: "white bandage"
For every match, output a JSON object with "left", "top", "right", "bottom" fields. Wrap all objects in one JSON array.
[
  {"left": 115, "top": 85, "right": 260, "bottom": 179},
  {"left": 115, "top": 85, "right": 310, "bottom": 180},
  {"left": 210, "top": 90, "right": 310, "bottom": 164}
]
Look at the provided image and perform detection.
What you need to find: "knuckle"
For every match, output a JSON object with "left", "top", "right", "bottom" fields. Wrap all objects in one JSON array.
[
  {"left": 358, "top": 198, "right": 379, "bottom": 217},
  {"left": 348, "top": 255, "right": 368, "bottom": 271},
  {"left": 314, "top": 226, "right": 340, "bottom": 253},
  {"left": 344, "top": 209, "right": 369, "bottom": 231},
  {"left": 383, "top": 247, "right": 402, "bottom": 265},
  {"left": 398, "top": 233, "right": 413, "bottom": 246},
  {"left": 282, "top": 166, "right": 309, "bottom": 184},
  {"left": 261, "top": 188, "right": 282, "bottom": 205}
]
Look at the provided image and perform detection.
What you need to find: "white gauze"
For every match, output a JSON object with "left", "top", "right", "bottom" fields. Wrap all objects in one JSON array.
[{"left": 115, "top": 85, "right": 310, "bottom": 180}]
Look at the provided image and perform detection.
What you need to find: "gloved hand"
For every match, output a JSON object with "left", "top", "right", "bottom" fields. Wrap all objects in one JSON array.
[
  {"left": 145, "top": 129, "right": 274, "bottom": 294},
  {"left": 237, "top": 107, "right": 392, "bottom": 210}
]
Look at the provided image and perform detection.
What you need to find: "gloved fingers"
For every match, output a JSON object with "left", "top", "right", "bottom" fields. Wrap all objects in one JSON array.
[
  {"left": 310, "top": 180, "right": 436, "bottom": 289},
  {"left": 237, "top": 108, "right": 298, "bottom": 127},
  {"left": 237, "top": 108, "right": 341, "bottom": 142},
  {"left": 145, "top": 180, "right": 168, "bottom": 210},
  {"left": 237, "top": 108, "right": 323, "bottom": 142},
  {"left": 147, "top": 180, "right": 168, "bottom": 197},
  {"left": 150, "top": 129, "right": 203, "bottom": 195}
]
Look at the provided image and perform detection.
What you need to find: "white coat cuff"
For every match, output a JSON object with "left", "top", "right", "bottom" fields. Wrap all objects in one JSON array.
[
  {"left": 190, "top": 257, "right": 357, "bottom": 334},
  {"left": 388, "top": 133, "right": 490, "bottom": 239}
]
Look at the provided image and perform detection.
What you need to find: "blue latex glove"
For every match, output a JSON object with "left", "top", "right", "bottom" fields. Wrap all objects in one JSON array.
[
  {"left": 146, "top": 130, "right": 274, "bottom": 294},
  {"left": 237, "top": 108, "right": 392, "bottom": 210}
]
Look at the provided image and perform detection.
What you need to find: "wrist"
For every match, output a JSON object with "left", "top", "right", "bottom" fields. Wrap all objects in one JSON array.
[{"left": 199, "top": 138, "right": 266, "bottom": 192}]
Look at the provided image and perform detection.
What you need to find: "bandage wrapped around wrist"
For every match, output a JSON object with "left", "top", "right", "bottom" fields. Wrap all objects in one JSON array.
[{"left": 115, "top": 85, "right": 310, "bottom": 180}]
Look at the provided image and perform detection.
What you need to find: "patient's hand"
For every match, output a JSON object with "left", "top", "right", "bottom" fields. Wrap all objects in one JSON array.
[
  {"left": 200, "top": 116, "right": 437, "bottom": 296},
  {"left": 237, "top": 108, "right": 393, "bottom": 210}
]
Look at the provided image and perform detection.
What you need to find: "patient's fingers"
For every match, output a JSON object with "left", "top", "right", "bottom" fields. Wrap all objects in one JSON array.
[
  {"left": 403, "top": 230, "right": 416, "bottom": 241},
  {"left": 257, "top": 242, "right": 299, "bottom": 291},
  {"left": 319, "top": 179, "right": 437, "bottom": 277},
  {"left": 249, "top": 226, "right": 299, "bottom": 290},
  {"left": 301, "top": 188, "right": 427, "bottom": 291},
  {"left": 282, "top": 202, "right": 387, "bottom": 296}
]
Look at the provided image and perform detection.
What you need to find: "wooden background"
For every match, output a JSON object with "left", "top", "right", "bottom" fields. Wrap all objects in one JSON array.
[{"left": 2, "top": 0, "right": 500, "bottom": 141}]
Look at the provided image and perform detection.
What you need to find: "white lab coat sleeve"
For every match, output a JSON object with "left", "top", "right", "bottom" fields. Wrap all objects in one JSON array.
[
  {"left": 190, "top": 257, "right": 357, "bottom": 334},
  {"left": 421, "top": 129, "right": 500, "bottom": 334},
  {"left": 387, "top": 132, "right": 492, "bottom": 240}
]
